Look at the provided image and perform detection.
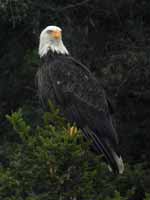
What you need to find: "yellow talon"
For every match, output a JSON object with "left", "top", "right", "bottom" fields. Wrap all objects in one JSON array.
[{"left": 68, "top": 126, "right": 78, "bottom": 136}]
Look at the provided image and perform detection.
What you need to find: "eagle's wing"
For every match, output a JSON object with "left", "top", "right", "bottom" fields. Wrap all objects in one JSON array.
[{"left": 50, "top": 56, "right": 124, "bottom": 174}]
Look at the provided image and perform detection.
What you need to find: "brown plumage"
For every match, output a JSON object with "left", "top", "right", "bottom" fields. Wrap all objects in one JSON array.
[{"left": 37, "top": 26, "right": 124, "bottom": 174}]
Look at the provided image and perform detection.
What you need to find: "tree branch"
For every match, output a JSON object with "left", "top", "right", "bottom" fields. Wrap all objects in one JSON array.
[{"left": 33, "top": 0, "right": 92, "bottom": 13}]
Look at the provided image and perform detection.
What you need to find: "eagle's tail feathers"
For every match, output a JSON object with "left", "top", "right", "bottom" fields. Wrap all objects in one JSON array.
[
  {"left": 82, "top": 127, "right": 124, "bottom": 174},
  {"left": 111, "top": 151, "right": 124, "bottom": 174}
]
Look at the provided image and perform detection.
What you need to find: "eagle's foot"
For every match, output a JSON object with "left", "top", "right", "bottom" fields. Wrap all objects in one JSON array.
[{"left": 68, "top": 126, "right": 78, "bottom": 137}]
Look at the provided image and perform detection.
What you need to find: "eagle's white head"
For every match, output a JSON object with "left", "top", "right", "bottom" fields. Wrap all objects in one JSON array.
[{"left": 39, "top": 25, "right": 69, "bottom": 57}]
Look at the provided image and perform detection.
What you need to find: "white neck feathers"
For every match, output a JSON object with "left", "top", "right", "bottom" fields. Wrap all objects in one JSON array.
[{"left": 39, "top": 35, "right": 69, "bottom": 58}]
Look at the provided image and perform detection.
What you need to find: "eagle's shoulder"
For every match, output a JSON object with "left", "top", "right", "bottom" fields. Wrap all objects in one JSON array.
[{"left": 49, "top": 55, "right": 108, "bottom": 112}]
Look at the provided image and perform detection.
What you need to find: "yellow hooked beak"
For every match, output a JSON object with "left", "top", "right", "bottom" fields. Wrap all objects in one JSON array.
[{"left": 52, "top": 31, "right": 61, "bottom": 39}]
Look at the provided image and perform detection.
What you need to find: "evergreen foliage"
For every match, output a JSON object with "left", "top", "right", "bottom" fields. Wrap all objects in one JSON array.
[{"left": 0, "top": 106, "right": 149, "bottom": 199}]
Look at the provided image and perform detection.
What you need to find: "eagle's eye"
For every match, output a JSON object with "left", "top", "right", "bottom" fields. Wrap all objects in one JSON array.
[{"left": 47, "top": 30, "right": 53, "bottom": 34}]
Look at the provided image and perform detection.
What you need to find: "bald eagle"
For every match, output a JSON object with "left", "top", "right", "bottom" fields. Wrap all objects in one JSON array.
[{"left": 37, "top": 25, "right": 124, "bottom": 174}]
